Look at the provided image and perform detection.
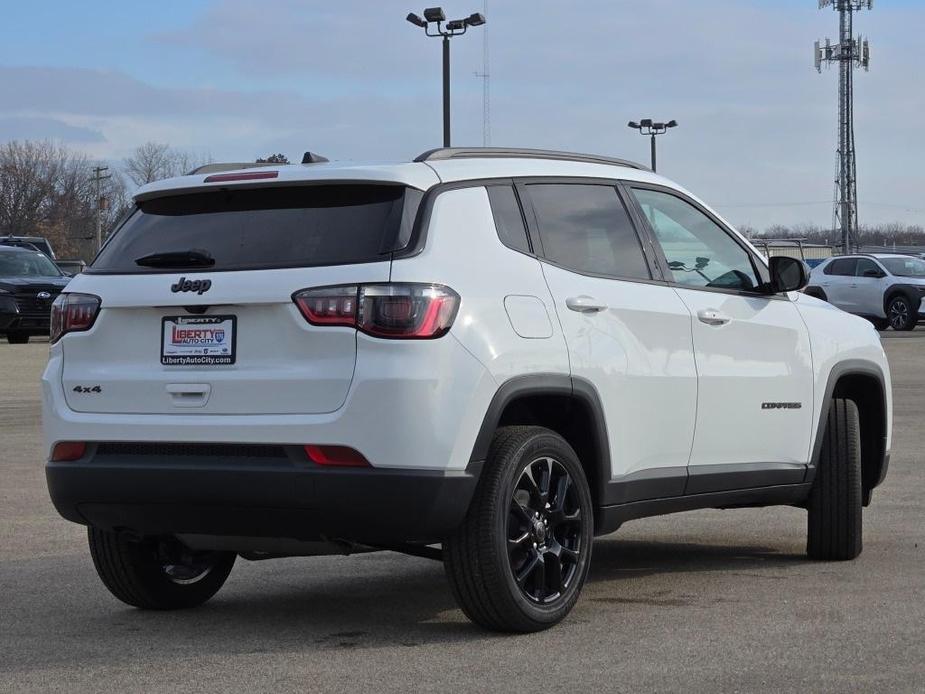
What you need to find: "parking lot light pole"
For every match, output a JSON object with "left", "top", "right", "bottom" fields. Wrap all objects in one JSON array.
[
  {"left": 407, "top": 8, "right": 486, "bottom": 147},
  {"left": 627, "top": 119, "right": 678, "bottom": 173}
]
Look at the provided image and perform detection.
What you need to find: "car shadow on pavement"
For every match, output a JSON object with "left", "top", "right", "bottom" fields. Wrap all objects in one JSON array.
[{"left": 2, "top": 535, "right": 812, "bottom": 673}]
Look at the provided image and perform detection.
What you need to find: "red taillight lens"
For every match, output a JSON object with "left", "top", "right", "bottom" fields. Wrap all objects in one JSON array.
[
  {"left": 50, "top": 293, "right": 101, "bottom": 343},
  {"left": 293, "top": 283, "right": 460, "bottom": 339},
  {"left": 293, "top": 285, "right": 358, "bottom": 327},
  {"left": 51, "top": 442, "right": 86, "bottom": 462},
  {"left": 304, "top": 445, "right": 370, "bottom": 467}
]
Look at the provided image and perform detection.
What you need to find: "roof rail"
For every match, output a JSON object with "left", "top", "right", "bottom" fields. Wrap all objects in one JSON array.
[
  {"left": 414, "top": 147, "right": 649, "bottom": 171},
  {"left": 188, "top": 162, "right": 279, "bottom": 175}
]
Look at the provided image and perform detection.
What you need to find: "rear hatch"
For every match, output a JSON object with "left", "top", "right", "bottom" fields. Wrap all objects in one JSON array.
[{"left": 61, "top": 183, "right": 422, "bottom": 415}]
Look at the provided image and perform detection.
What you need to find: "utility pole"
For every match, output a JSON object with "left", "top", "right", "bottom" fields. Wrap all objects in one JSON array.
[
  {"left": 91, "top": 166, "right": 111, "bottom": 252},
  {"left": 474, "top": 0, "right": 490, "bottom": 146},
  {"left": 815, "top": 0, "right": 872, "bottom": 255}
]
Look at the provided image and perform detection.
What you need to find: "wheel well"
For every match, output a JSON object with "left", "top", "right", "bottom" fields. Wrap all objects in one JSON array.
[
  {"left": 496, "top": 393, "right": 606, "bottom": 507},
  {"left": 832, "top": 373, "right": 888, "bottom": 502},
  {"left": 884, "top": 287, "right": 921, "bottom": 315}
]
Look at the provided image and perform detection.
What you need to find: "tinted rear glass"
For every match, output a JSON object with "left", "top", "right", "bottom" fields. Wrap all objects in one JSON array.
[{"left": 91, "top": 185, "right": 419, "bottom": 273}]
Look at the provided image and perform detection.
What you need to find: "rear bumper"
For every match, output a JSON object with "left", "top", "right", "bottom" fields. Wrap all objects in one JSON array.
[{"left": 46, "top": 445, "right": 481, "bottom": 544}]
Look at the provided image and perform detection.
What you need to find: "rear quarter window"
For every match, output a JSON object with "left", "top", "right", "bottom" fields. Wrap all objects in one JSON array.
[{"left": 91, "top": 185, "right": 421, "bottom": 273}]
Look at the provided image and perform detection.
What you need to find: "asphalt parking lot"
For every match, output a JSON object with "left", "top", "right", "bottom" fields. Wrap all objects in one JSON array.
[{"left": 1, "top": 335, "right": 923, "bottom": 693}]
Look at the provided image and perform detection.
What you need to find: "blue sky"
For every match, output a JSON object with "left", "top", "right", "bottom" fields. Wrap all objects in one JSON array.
[{"left": 1, "top": 0, "right": 923, "bottom": 229}]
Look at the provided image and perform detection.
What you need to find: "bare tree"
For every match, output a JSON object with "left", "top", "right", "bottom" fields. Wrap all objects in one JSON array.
[
  {"left": 0, "top": 140, "right": 67, "bottom": 236},
  {"left": 257, "top": 153, "right": 289, "bottom": 164},
  {"left": 123, "top": 142, "right": 212, "bottom": 186},
  {"left": 123, "top": 142, "right": 173, "bottom": 186}
]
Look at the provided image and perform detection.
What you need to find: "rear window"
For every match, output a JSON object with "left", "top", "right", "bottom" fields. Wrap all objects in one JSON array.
[
  {"left": 91, "top": 185, "right": 422, "bottom": 273},
  {"left": 824, "top": 258, "right": 858, "bottom": 276}
]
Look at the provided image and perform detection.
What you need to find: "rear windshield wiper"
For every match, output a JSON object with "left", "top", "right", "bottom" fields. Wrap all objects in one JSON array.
[{"left": 135, "top": 250, "right": 216, "bottom": 268}]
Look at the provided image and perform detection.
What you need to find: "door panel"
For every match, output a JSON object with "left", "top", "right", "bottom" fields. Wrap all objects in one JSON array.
[
  {"left": 627, "top": 185, "right": 815, "bottom": 470},
  {"left": 543, "top": 265, "right": 698, "bottom": 482},
  {"left": 853, "top": 258, "right": 888, "bottom": 317},
  {"left": 672, "top": 288, "right": 814, "bottom": 467}
]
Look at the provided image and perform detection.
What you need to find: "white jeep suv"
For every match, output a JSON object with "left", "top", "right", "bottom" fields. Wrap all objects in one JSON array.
[
  {"left": 807, "top": 253, "right": 925, "bottom": 331},
  {"left": 43, "top": 148, "right": 892, "bottom": 632}
]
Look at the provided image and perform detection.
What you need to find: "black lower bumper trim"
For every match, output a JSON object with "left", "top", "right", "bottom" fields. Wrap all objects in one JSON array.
[{"left": 46, "top": 451, "right": 482, "bottom": 545}]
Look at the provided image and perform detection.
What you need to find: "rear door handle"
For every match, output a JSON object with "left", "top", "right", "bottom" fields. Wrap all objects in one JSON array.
[
  {"left": 566, "top": 296, "right": 607, "bottom": 313},
  {"left": 697, "top": 309, "right": 731, "bottom": 326}
]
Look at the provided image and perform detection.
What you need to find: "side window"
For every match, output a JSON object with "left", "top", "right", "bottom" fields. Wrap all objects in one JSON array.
[
  {"left": 825, "top": 258, "right": 858, "bottom": 276},
  {"left": 855, "top": 258, "right": 882, "bottom": 278},
  {"left": 486, "top": 185, "right": 531, "bottom": 254},
  {"left": 631, "top": 188, "right": 762, "bottom": 291},
  {"left": 527, "top": 184, "right": 651, "bottom": 279}
]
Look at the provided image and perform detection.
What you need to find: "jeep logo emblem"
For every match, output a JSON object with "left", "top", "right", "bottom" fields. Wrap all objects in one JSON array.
[
  {"left": 36, "top": 291, "right": 51, "bottom": 300},
  {"left": 170, "top": 277, "right": 212, "bottom": 295}
]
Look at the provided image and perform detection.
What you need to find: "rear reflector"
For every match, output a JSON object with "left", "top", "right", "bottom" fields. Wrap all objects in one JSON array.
[
  {"left": 203, "top": 171, "right": 279, "bottom": 183},
  {"left": 304, "top": 445, "right": 370, "bottom": 467},
  {"left": 51, "top": 442, "right": 86, "bottom": 462}
]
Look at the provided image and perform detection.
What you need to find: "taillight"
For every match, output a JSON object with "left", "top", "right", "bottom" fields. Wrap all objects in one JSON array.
[
  {"left": 50, "top": 293, "right": 101, "bottom": 343},
  {"left": 51, "top": 441, "right": 86, "bottom": 462},
  {"left": 293, "top": 283, "right": 460, "bottom": 339}
]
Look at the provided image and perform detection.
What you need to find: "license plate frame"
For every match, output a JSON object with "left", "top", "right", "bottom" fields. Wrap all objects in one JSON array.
[{"left": 161, "top": 315, "right": 237, "bottom": 366}]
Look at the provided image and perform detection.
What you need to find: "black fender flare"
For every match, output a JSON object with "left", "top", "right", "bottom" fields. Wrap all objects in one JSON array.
[
  {"left": 803, "top": 286, "right": 828, "bottom": 302},
  {"left": 883, "top": 283, "right": 922, "bottom": 316},
  {"left": 808, "top": 359, "right": 889, "bottom": 502},
  {"left": 468, "top": 373, "right": 612, "bottom": 506}
]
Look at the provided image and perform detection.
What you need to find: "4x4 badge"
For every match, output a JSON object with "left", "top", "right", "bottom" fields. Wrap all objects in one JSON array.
[{"left": 170, "top": 277, "right": 212, "bottom": 295}]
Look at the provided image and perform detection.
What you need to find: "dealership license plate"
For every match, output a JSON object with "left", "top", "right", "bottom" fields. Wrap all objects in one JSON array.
[{"left": 161, "top": 315, "right": 236, "bottom": 366}]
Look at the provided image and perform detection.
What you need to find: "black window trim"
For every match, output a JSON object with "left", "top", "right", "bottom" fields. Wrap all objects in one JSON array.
[
  {"left": 623, "top": 182, "right": 787, "bottom": 301},
  {"left": 485, "top": 181, "right": 535, "bottom": 255}
]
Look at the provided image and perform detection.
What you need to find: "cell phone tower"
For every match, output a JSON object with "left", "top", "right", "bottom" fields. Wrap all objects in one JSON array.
[{"left": 815, "top": 0, "right": 872, "bottom": 254}]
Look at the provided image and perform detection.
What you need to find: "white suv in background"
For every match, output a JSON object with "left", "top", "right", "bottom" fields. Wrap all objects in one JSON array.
[
  {"left": 807, "top": 254, "right": 925, "bottom": 331},
  {"left": 43, "top": 148, "right": 892, "bottom": 632}
]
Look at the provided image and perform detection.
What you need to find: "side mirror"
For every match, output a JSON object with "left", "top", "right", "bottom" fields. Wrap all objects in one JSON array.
[{"left": 768, "top": 256, "right": 809, "bottom": 293}]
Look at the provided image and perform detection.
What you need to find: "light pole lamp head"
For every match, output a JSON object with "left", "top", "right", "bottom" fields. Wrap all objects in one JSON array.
[
  {"left": 627, "top": 121, "right": 640, "bottom": 129},
  {"left": 465, "top": 12, "right": 486, "bottom": 27},
  {"left": 666, "top": 120, "right": 678, "bottom": 128},
  {"left": 406, "top": 12, "right": 427, "bottom": 27},
  {"left": 446, "top": 19, "right": 466, "bottom": 31},
  {"left": 639, "top": 118, "right": 653, "bottom": 128},
  {"left": 423, "top": 7, "right": 446, "bottom": 23},
  {"left": 652, "top": 122, "right": 665, "bottom": 130}
]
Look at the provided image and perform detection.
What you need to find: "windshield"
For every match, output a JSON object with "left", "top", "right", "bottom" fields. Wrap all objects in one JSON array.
[
  {"left": 0, "top": 251, "right": 62, "bottom": 277},
  {"left": 880, "top": 257, "right": 925, "bottom": 278}
]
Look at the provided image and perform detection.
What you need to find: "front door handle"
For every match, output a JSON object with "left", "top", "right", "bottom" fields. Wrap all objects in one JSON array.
[
  {"left": 697, "top": 309, "right": 731, "bottom": 326},
  {"left": 566, "top": 296, "right": 607, "bottom": 314}
]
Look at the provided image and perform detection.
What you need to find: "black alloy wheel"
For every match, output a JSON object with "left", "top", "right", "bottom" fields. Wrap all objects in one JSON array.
[
  {"left": 444, "top": 426, "right": 593, "bottom": 632},
  {"left": 888, "top": 296, "right": 915, "bottom": 331},
  {"left": 507, "top": 457, "right": 583, "bottom": 604}
]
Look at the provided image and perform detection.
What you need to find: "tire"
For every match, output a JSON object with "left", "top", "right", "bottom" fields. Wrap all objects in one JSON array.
[
  {"left": 444, "top": 426, "right": 594, "bottom": 632},
  {"left": 6, "top": 332, "right": 29, "bottom": 344},
  {"left": 807, "top": 399, "right": 862, "bottom": 560},
  {"left": 887, "top": 294, "right": 916, "bottom": 331},
  {"left": 88, "top": 528, "right": 235, "bottom": 609}
]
